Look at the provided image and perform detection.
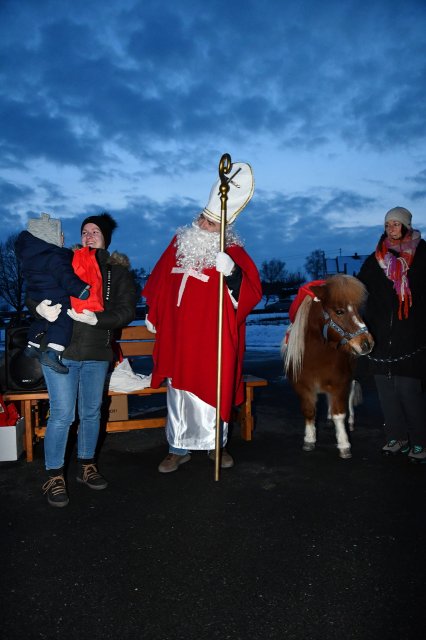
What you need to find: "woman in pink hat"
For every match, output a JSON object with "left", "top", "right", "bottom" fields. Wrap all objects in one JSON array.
[{"left": 358, "top": 206, "right": 426, "bottom": 463}]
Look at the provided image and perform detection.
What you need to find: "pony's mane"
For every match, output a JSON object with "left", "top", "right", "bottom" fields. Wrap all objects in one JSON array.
[
  {"left": 282, "top": 295, "right": 312, "bottom": 380},
  {"left": 324, "top": 274, "right": 367, "bottom": 307}
]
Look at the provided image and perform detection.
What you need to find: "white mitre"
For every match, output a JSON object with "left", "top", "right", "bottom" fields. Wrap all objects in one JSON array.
[{"left": 202, "top": 162, "right": 254, "bottom": 225}]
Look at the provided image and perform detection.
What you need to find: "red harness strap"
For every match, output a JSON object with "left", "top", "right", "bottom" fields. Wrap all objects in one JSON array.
[{"left": 289, "top": 280, "right": 325, "bottom": 323}]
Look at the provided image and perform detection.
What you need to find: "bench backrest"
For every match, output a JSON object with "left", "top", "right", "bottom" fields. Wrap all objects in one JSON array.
[{"left": 114, "top": 325, "right": 155, "bottom": 357}]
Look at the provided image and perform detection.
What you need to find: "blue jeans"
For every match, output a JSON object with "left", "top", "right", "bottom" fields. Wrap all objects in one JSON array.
[
  {"left": 169, "top": 445, "right": 190, "bottom": 456},
  {"left": 41, "top": 359, "right": 110, "bottom": 470},
  {"left": 168, "top": 446, "right": 225, "bottom": 456}
]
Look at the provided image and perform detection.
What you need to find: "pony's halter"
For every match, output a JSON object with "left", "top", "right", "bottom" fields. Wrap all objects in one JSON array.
[{"left": 321, "top": 309, "right": 368, "bottom": 346}]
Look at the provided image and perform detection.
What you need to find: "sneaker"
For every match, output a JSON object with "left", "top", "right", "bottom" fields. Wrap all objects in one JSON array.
[
  {"left": 208, "top": 448, "right": 234, "bottom": 468},
  {"left": 42, "top": 474, "right": 69, "bottom": 508},
  {"left": 40, "top": 348, "right": 69, "bottom": 374},
  {"left": 24, "top": 344, "right": 40, "bottom": 359},
  {"left": 158, "top": 453, "right": 191, "bottom": 473},
  {"left": 381, "top": 439, "right": 410, "bottom": 456},
  {"left": 408, "top": 445, "right": 426, "bottom": 464},
  {"left": 76, "top": 463, "right": 108, "bottom": 490}
]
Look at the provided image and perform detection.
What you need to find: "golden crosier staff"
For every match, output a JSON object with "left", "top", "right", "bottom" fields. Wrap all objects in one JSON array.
[{"left": 214, "top": 153, "right": 232, "bottom": 481}]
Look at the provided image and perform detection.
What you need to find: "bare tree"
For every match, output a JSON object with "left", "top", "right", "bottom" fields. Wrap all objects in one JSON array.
[
  {"left": 304, "top": 249, "right": 326, "bottom": 279},
  {"left": 259, "top": 259, "right": 287, "bottom": 304},
  {"left": 130, "top": 267, "right": 147, "bottom": 293},
  {"left": 0, "top": 234, "right": 25, "bottom": 314},
  {"left": 283, "top": 271, "right": 306, "bottom": 292},
  {"left": 260, "top": 258, "right": 287, "bottom": 283}
]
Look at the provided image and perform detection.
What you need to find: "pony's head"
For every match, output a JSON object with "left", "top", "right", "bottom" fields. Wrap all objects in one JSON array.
[{"left": 310, "top": 275, "right": 374, "bottom": 356}]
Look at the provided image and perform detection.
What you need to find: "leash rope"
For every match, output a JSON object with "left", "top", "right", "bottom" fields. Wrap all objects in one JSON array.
[{"left": 367, "top": 346, "right": 425, "bottom": 363}]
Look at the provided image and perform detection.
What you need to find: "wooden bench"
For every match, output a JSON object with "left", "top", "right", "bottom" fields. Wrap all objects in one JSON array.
[{"left": 3, "top": 325, "right": 268, "bottom": 461}]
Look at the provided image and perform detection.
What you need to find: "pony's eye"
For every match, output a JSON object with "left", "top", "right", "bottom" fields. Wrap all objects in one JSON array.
[{"left": 335, "top": 309, "right": 345, "bottom": 316}]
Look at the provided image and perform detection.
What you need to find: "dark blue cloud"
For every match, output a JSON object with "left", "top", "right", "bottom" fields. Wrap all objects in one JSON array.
[
  {"left": 0, "top": 0, "right": 425, "bottom": 274},
  {"left": 2, "top": 0, "right": 426, "bottom": 167},
  {"left": 0, "top": 99, "right": 103, "bottom": 167},
  {"left": 0, "top": 178, "right": 34, "bottom": 204}
]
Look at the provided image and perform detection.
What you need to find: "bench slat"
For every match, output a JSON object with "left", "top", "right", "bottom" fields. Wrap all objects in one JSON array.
[
  {"left": 3, "top": 323, "right": 268, "bottom": 460},
  {"left": 119, "top": 325, "right": 153, "bottom": 340},
  {"left": 119, "top": 342, "right": 155, "bottom": 356}
]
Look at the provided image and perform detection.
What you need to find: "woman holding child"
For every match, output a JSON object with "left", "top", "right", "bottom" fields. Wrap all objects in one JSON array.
[{"left": 30, "top": 213, "right": 137, "bottom": 507}]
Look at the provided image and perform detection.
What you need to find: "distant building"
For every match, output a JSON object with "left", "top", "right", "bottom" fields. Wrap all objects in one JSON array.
[{"left": 325, "top": 252, "right": 368, "bottom": 277}]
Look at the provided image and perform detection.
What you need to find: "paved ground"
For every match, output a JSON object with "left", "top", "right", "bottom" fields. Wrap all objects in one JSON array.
[{"left": 1, "top": 351, "right": 425, "bottom": 640}]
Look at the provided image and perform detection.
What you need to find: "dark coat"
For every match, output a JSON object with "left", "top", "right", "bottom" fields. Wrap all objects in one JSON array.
[
  {"left": 15, "top": 231, "right": 88, "bottom": 303},
  {"left": 27, "top": 249, "right": 137, "bottom": 362},
  {"left": 62, "top": 249, "right": 137, "bottom": 362},
  {"left": 357, "top": 238, "right": 426, "bottom": 380}
]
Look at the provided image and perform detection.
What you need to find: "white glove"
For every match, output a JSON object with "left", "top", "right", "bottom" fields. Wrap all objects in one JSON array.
[
  {"left": 145, "top": 315, "right": 156, "bottom": 334},
  {"left": 67, "top": 308, "right": 98, "bottom": 325},
  {"left": 216, "top": 252, "right": 235, "bottom": 277},
  {"left": 36, "top": 299, "right": 62, "bottom": 322}
]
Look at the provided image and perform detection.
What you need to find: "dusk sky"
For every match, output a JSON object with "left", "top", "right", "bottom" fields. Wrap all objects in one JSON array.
[{"left": 1, "top": 0, "right": 425, "bottom": 275}]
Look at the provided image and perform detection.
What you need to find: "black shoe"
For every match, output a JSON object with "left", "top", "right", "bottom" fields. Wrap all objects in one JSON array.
[
  {"left": 24, "top": 344, "right": 40, "bottom": 359},
  {"left": 40, "top": 348, "right": 69, "bottom": 374},
  {"left": 42, "top": 474, "right": 69, "bottom": 508},
  {"left": 76, "top": 463, "right": 108, "bottom": 490}
]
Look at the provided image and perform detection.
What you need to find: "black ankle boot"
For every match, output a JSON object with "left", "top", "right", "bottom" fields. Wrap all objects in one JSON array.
[
  {"left": 24, "top": 344, "right": 40, "bottom": 359},
  {"left": 42, "top": 469, "right": 69, "bottom": 507},
  {"left": 76, "top": 459, "right": 108, "bottom": 490},
  {"left": 40, "top": 349, "right": 69, "bottom": 374}
]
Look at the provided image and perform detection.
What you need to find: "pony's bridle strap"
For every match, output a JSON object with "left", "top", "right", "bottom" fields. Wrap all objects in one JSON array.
[{"left": 322, "top": 309, "right": 368, "bottom": 346}]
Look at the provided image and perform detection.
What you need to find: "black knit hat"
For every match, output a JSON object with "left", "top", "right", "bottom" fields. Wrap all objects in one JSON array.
[{"left": 80, "top": 212, "right": 118, "bottom": 249}]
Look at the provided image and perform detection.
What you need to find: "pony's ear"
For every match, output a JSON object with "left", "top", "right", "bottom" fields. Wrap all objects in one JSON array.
[{"left": 310, "top": 284, "right": 326, "bottom": 301}]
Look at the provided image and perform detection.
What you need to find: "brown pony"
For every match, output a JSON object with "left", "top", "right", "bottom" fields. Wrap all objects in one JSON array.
[{"left": 281, "top": 275, "right": 374, "bottom": 459}]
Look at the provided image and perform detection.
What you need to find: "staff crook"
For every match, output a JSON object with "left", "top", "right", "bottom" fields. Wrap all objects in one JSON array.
[{"left": 214, "top": 153, "right": 232, "bottom": 481}]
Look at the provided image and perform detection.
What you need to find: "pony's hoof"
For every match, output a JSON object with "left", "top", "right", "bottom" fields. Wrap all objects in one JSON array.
[
  {"left": 303, "top": 442, "right": 315, "bottom": 452},
  {"left": 339, "top": 448, "right": 352, "bottom": 459}
]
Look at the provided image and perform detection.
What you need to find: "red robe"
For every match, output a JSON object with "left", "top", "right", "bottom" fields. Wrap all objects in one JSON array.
[{"left": 143, "top": 237, "right": 262, "bottom": 422}]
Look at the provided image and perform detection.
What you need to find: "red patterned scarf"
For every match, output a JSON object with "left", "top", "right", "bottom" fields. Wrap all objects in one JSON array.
[
  {"left": 375, "top": 229, "right": 421, "bottom": 319},
  {"left": 71, "top": 247, "right": 104, "bottom": 313}
]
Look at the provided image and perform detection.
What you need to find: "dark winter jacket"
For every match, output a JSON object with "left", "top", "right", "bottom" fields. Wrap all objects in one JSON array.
[
  {"left": 357, "top": 239, "right": 426, "bottom": 380},
  {"left": 28, "top": 249, "right": 137, "bottom": 362},
  {"left": 64, "top": 249, "right": 137, "bottom": 361},
  {"left": 15, "top": 230, "right": 88, "bottom": 303}
]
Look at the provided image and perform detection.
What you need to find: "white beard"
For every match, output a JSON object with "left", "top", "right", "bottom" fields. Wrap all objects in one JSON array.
[{"left": 175, "top": 221, "right": 243, "bottom": 272}]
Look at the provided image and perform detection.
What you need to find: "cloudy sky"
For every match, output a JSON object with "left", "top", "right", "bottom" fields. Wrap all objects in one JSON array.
[{"left": 1, "top": 0, "right": 425, "bottom": 275}]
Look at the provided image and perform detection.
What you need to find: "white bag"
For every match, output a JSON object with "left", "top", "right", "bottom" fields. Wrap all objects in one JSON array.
[{"left": 108, "top": 358, "right": 152, "bottom": 392}]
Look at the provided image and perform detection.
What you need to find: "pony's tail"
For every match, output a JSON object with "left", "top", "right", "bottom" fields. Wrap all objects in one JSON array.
[
  {"left": 350, "top": 379, "right": 363, "bottom": 407},
  {"left": 282, "top": 296, "right": 312, "bottom": 381}
]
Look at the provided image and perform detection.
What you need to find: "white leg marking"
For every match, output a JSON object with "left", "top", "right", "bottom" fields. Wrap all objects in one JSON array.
[
  {"left": 303, "top": 420, "right": 316, "bottom": 451},
  {"left": 332, "top": 413, "right": 352, "bottom": 458},
  {"left": 304, "top": 421, "right": 316, "bottom": 443}
]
